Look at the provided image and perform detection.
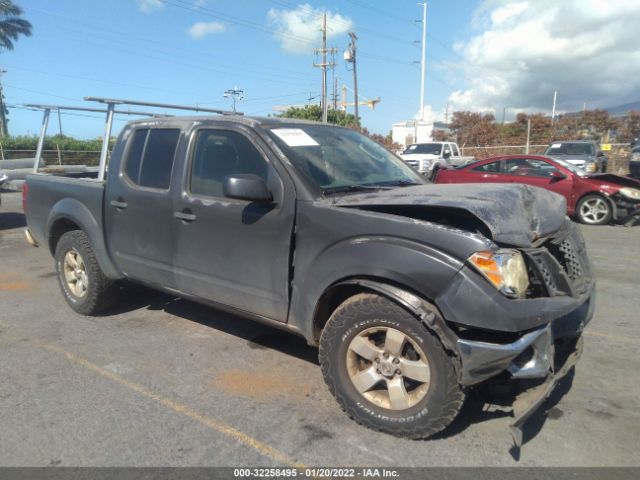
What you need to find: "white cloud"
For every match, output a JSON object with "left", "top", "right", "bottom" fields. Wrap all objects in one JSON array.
[
  {"left": 267, "top": 4, "right": 353, "bottom": 54},
  {"left": 137, "top": 0, "right": 163, "bottom": 14},
  {"left": 187, "top": 21, "right": 227, "bottom": 39},
  {"left": 447, "top": 0, "right": 640, "bottom": 116}
]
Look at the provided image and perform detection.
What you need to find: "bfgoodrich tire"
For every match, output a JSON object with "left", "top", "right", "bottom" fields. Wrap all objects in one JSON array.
[
  {"left": 319, "top": 293, "right": 465, "bottom": 439},
  {"left": 54, "top": 230, "right": 118, "bottom": 315}
]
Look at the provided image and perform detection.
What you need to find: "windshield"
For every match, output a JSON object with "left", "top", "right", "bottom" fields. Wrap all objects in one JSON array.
[
  {"left": 554, "top": 158, "right": 586, "bottom": 176},
  {"left": 402, "top": 143, "right": 443, "bottom": 155},
  {"left": 268, "top": 125, "right": 424, "bottom": 194},
  {"left": 544, "top": 142, "right": 594, "bottom": 156}
]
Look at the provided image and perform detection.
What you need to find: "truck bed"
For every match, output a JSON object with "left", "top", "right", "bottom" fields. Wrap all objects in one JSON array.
[{"left": 25, "top": 174, "right": 105, "bottom": 251}]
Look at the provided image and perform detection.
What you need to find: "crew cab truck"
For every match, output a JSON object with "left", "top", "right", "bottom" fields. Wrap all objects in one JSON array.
[
  {"left": 400, "top": 141, "right": 473, "bottom": 179},
  {"left": 24, "top": 115, "right": 594, "bottom": 446}
]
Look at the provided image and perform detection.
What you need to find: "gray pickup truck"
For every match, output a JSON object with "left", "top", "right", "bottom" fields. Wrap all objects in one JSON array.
[{"left": 24, "top": 115, "right": 595, "bottom": 446}]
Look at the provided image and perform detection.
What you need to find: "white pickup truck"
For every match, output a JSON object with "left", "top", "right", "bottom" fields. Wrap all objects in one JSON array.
[{"left": 400, "top": 142, "right": 474, "bottom": 179}]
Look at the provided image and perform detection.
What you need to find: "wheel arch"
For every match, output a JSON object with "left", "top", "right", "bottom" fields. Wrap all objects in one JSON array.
[
  {"left": 47, "top": 198, "right": 122, "bottom": 279},
  {"left": 311, "top": 277, "right": 461, "bottom": 361}
]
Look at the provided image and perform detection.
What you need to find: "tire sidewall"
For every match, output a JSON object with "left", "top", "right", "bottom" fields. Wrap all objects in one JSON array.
[
  {"left": 55, "top": 232, "right": 95, "bottom": 312},
  {"left": 321, "top": 296, "right": 458, "bottom": 431}
]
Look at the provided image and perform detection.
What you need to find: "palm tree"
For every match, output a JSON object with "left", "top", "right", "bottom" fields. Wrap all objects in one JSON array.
[{"left": 0, "top": 1, "right": 32, "bottom": 51}]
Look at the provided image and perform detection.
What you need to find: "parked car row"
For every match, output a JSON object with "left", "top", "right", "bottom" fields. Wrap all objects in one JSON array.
[{"left": 435, "top": 155, "right": 640, "bottom": 226}]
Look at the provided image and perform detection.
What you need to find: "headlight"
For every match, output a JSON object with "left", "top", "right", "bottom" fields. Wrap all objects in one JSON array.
[
  {"left": 620, "top": 187, "right": 640, "bottom": 200},
  {"left": 585, "top": 162, "right": 597, "bottom": 173},
  {"left": 468, "top": 249, "right": 530, "bottom": 298}
]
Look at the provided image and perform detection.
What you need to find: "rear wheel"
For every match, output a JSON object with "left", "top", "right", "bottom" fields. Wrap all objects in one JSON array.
[
  {"left": 319, "top": 293, "right": 464, "bottom": 439},
  {"left": 576, "top": 194, "right": 612, "bottom": 225},
  {"left": 54, "top": 230, "right": 118, "bottom": 315}
]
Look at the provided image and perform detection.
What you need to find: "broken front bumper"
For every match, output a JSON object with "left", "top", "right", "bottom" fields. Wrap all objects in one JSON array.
[{"left": 509, "top": 335, "right": 583, "bottom": 447}]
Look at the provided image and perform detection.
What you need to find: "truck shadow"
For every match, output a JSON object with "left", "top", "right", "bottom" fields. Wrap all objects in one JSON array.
[
  {"left": 0, "top": 212, "right": 26, "bottom": 231},
  {"left": 106, "top": 282, "right": 575, "bottom": 451},
  {"left": 106, "top": 283, "right": 319, "bottom": 366}
]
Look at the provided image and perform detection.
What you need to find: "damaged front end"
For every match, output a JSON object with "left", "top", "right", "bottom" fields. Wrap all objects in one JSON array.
[{"left": 439, "top": 218, "right": 594, "bottom": 447}]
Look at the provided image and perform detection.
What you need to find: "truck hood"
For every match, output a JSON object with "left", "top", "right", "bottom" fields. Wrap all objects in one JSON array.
[
  {"left": 548, "top": 154, "right": 595, "bottom": 163},
  {"left": 400, "top": 153, "right": 439, "bottom": 160},
  {"left": 331, "top": 183, "right": 567, "bottom": 247}
]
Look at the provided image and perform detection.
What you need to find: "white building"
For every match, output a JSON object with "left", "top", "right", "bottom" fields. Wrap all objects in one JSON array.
[{"left": 391, "top": 120, "right": 434, "bottom": 150}]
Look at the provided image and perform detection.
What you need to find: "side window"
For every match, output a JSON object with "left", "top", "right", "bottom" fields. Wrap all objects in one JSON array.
[
  {"left": 123, "top": 128, "right": 180, "bottom": 189},
  {"left": 452, "top": 144, "right": 460, "bottom": 157},
  {"left": 190, "top": 130, "right": 271, "bottom": 198},
  {"left": 504, "top": 158, "right": 558, "bottom": 177},
  {"left": 472, "top": 161, "right": 501, "bottom": 172},
  {"left": 124, "top": 129, "right": 147, "bottom": 183}
]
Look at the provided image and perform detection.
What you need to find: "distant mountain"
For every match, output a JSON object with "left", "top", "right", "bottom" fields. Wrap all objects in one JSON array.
[{"left": 604, "top": 100, "right": 640, "bottom": 116}]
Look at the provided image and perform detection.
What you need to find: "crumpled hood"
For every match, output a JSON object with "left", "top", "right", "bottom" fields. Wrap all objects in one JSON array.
[
  {"left": 583, "top": 173, "right": 640, "bottom": 189},
  {"left": 331, "top": 183, "right": 567, "bottom": 247}
]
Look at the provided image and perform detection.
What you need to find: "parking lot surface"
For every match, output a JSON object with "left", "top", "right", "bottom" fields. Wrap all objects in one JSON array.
[{"left": 1, "top": 190, "right": 639, "bottom": 466}]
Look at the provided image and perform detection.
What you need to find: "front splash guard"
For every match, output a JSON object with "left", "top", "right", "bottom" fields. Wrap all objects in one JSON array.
[{"left": 509, "top": 336, "right": 583, "bottom": 447}]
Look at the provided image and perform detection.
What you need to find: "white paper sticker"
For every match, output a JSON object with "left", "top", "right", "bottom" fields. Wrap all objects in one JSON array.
[
  {"left": 551, "top": 143, "right": 562, "bottom": 148},
  {"left": 272, "top": 128, "right": 319, "bottom": 147}
]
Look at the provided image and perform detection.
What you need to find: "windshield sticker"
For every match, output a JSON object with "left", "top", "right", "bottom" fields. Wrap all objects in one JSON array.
[
  {"left": 551, "top": 143, "right": 562, "bottom": 148},
  {"left": 272, "top": 128, "right": 319, "bottom": 147}
]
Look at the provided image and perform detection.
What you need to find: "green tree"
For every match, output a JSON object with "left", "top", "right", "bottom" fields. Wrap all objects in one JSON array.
[
  {"left": 278, "top": 105, "right": 358, "bottom": 127},
  {"left": 0, "top": 1, "right": 32, "bottom": 50}
]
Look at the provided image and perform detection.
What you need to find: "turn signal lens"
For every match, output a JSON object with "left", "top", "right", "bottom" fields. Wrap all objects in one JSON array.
[{"left": 468, "top": 249, "right": 530, "bottom": 298}]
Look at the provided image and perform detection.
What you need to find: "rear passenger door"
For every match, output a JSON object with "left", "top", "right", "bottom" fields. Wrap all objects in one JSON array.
[
  {"left": 173, "top": 126, "right": 295, "bottom": 322},
  {"left": 106, "top": 127, "right": 181, "bottom": 288}
]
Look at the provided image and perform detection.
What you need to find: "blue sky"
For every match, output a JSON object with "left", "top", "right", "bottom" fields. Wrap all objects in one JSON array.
[
  {"left": 3, "top": 0, "right": 477, "bottom": 139},
  {"left": 4, "top": 0, "right": 640, "bottom": 139}
]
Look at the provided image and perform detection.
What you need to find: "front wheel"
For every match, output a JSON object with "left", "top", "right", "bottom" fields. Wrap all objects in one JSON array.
[
  {"left": 319, "top": 293, "right": 465, "bottom": 439},
  {"left": 54, "top": 230, "right": 119, "bottom": 315},
  {"left": 576, "top": 194, "right": 612, "bottom": 225}
]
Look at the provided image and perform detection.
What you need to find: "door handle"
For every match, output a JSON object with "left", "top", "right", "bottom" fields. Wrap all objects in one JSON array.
[
  {"left": 110, "top": 199, "right": 128, "bottom": 209},
  {"left": 174, "top": 209, "right": 197, "bottom": 222}
]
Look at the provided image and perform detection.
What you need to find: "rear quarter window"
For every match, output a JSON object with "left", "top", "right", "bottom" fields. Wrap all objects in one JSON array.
[{"left": 123, "top": 128, "right": 180, "bottom": 190}]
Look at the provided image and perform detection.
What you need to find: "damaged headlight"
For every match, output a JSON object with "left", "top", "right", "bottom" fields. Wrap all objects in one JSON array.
[
  {"left": 468, "top": 249, "right": 530, "bottom": 298},
  {"left": 619, "top": 187, "right": 640, "bottom": 200}
]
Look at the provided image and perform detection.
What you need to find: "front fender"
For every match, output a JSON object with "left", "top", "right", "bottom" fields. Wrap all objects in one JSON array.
[
  {"left": 288, "top": 236, "right": 464, "bottom": 342},
  {"left": 47, "top": 198, "right": 121, "bottom": 279}
]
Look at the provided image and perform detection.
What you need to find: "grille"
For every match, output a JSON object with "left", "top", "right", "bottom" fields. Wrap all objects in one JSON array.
[{"left": 527, "top": 222, "right": 593, "bottom": 298}]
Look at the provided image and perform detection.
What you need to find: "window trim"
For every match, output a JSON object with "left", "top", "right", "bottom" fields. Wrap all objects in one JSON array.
[
  {"left": 184, "top": 125, "right": 282, "bottom": 202},
  {"left": 120, "top": 126, "right": 180, "bottom": 193}
]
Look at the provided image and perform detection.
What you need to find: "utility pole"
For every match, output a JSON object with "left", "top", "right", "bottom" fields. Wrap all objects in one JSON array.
[
  {"left": 525, "top": 119, "right": 531, "bottom": 154},
  {"left": 223, "top": 86, "right": 244, "bottom": 113},
  {"left": 551, "top": 90, "right": 557, "bottom": 123},
  {"left": 418, "top": 3, "right": 427, "bottom": 121},
  {"left": 313, "top": 14, "right": 337, "bottom": 123},
  {"left": 344, "top": 32, "right": 359, "bottom": 125},
  {"left": 0, "top": 70, "right": 8, "bottom": 137},
  {"left": 333, "top": 76, "right": 338, "bottom": 111}
]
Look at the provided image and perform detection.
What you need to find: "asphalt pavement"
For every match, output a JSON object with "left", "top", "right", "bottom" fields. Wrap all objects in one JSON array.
[{"left": 1, "top": 190, "right": 639, "bottom": 467}]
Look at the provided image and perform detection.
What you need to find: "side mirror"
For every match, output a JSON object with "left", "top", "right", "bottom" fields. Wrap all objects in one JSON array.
[
  {"left": 550, "top": 171, "right": 567, "bottom": 180},
  {"left": 443, "top": 150, "right": 451, "bottom": 159},
  {"left": 223, "top": 174, "right": 272, "bottom": 202},
  {"left": 596, "top": 150, "right": 606, "bottom": 158}
]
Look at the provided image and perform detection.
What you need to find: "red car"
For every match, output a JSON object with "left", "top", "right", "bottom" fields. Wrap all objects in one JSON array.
[{"left": 435, "top": 155, "right": 640, "bottom": 225}]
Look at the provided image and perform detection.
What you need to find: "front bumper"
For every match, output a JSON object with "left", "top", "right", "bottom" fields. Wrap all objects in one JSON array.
[{"left": 508, "top": 335, "right": 583, "bottom": 447}]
